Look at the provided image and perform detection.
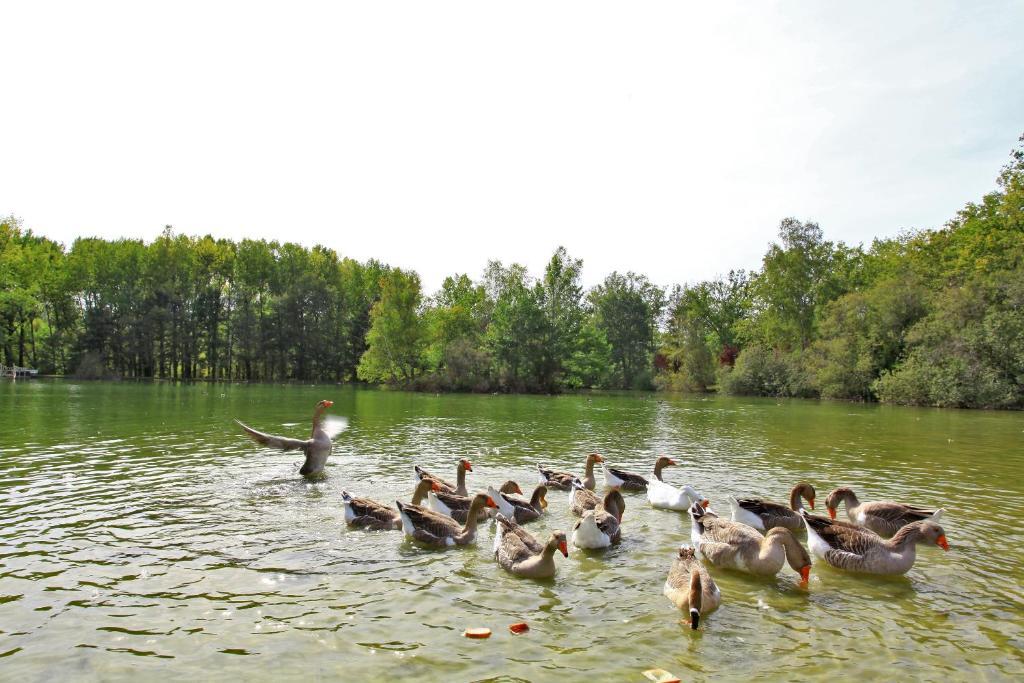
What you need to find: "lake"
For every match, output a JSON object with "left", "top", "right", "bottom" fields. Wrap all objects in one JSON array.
[{"left": 1, "top": 381, "right": 1022, "bottom": 681}]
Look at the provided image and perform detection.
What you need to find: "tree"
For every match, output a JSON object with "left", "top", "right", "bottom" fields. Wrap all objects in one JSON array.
[
  {"left": 589, "top": 272, "right": 665, "bottom": 389},
  {"left": 357, "top": 269, "right": 425, "bottom": 385}
]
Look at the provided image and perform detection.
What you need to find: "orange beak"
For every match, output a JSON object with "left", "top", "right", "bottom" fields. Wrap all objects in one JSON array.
[
  {"left": 668, "top": 459, "right": 678, "bottom": 466},
  {"left": 799, "top": 565, "right": 811, "bottom": 587},
  {"left": 592, "top": 454, "right": 604, "bottom": 463},
  {"left": 936, "top": 535, "right": 949, "bottom": 551},
  {"left": 485, "top": 497, "right": 497, "bottom": 509},
  {"left": 827, "top": 507, "right": 837, "bottom": 520},
  {"left": 323, "top": 400, "right": 334, "bottom": 407},
  {"left": 463, "top": 460, "right": 473, "bottom": 472},
  {"left": 431, "top": 481, "right": 442, "bottom": 492},
  {"left": 701, "top": 499, "right": 710, "bottom": 508},
  {"left": 513, "top": 483, "right": 523, "bottom": 495},
  {"left": 558, "top": 540, "right": 568, "bottom": 557}
]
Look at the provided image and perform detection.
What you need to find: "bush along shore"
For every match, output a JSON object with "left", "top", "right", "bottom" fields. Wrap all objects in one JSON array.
[{"left": 2, "top": 135, "right": 1022, "bottom": 408}]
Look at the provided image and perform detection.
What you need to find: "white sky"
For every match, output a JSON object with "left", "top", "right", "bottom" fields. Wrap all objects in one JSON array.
[{"left": 2, "top": 1, "right": 1022, "bottom": 293}]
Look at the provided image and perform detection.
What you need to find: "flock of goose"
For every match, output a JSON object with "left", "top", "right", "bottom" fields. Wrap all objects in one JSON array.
[{"left": 237, "top": 401, "right": 951, "bottom": 630}]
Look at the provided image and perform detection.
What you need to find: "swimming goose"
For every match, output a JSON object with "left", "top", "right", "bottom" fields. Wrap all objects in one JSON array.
[
  {"left": 825, "top": 487, "right": 945, "bottom": 537},
  {"left": 803, "top": 511, "right": 949, "bottom": 575},
  {"left": 235, "top": 400, "right": 348, "bottom": 477},
  {"left": 415, "top": 459, "right": 472, "bottom": 496},
  {"left": 538, "top": 453, "right": 603, "bottom": 491},
  {"left": 603, "top": 455, "right": 676, "bottom": 491},
  {"left": 690, "top": 502, "right": 811, "bottom": 585},
  {"left": 342, "top": 479, "right": 439, "bottom": 530},
  {"left": 569, "top": 478, "right": 601, "bottom": 516},
  {"left": 729, "top": 482, "right": 816, "bottom": 532},
  {"left": 501, "top": 485, "right": 548, "bottom": 523},
  {"left": 664, "top": 546, "right": 721, "bottom": 630},
  {"left": 571, "top": 488, "right": 625, "bottom": 549},
  {"left": 493, "top": 514, "right": 568, "bottom": 578},
  {"left": 428, "top": 480, "right": 521, "bottom": 523},
  {"left": 396, "top": 493, "right": 496, "bottom": 548},
  {"left": 646, "top": 461, "right": 709, "bottom": 511}
]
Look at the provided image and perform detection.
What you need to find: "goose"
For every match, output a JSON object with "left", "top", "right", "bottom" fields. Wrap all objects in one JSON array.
[
  {"left": 690, "top": 502, "right": 811, "bottom": 586},
  {"left": 415, "top": 459, "right": 472, "bottom": 496},
  {"left": 646, "top": 459, "right": 709, "bottom": 511},
  {"left": 569, "top": 477, "right": 601, "bottom": 516},
  {"left": 493, "top": 513, "right": 568, "bottom": 578},
  {"left": 428, "top": 480, "right": 521, "bottom": 523},
  {"left": 802, "top": 511, "right": 949, "bottom": 575},
  {"left": 571, "top": 487, "right": 625, "bottom": 549},
  {"left": 342, "top": 479, "right": 439, "bottom": 530},
  {"left": 235, "top": 400, "right": 348, "bottom": 477},
  {"left": 825, "top": 487, "right": 945, "bottom": 537},
  {"left": 501, "top": 485, "right": 548, "bottom": 523},
  {"left": 396, "top": 493, "right": 497, "bottom": 548},
  {"left": 729, "top": 482, "right": 816, "bottom": 531},
  {"left": 604, "top": 455, "right": 676, "bottom": 491},
  {"left": 663, "top": 546, "right": 721, "bottom": 630},
  {"left": 538, "top": 453, "right": 603, "bottom": 491}
]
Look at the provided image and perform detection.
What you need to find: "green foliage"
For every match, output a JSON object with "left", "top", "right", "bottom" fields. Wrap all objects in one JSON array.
[
  {"left": 357, "top": 269, "right": 425, "bottom": 385},
  {"left": 3, "top": 136, "right": 1022, "bottom": 408},
  {"left": 717, "top": 344, "right": 815, "bottom": 398},
  {"left": 590, "top": 272, "right": 665, "bottom": 389}
]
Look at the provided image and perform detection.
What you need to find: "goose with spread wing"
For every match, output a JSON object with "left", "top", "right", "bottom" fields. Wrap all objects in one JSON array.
[{"left": 235, "top": 400, "right": 347, "bottom": 477}]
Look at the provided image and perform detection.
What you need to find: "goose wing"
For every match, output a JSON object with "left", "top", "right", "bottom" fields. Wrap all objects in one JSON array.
[
  {"left": 397, "top": 502, "right": 462, "bottom": 538},
  {"left": 538, "top": 466, "right": 574, "bottom": 489},
  {"left": 570, "top": 487, "right": 600, "bottom": 516},
  {"left": 496, "top": 514, "right": 544, "bottom": 562},
  {"left": 607, "top": 466, "right": 648, "bottom": 488},
  {"left": 318, "top": 416, "right": 349, "bottom": 440},
  {"left": 803, "top": 512, "right": 881, "bottom": 554},
  {"left": 862, "top": 501, "right": 939, "bottom": 524},
  {"left": 236, "top": 420, "right": 310, "bottom": 452}
]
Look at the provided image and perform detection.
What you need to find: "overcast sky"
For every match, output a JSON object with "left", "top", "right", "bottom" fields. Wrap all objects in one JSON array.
[{"left": 2, "top": 1, "right": 1022, "bottom": 293}]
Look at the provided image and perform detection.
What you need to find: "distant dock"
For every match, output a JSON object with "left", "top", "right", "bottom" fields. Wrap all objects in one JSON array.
[{"left": 1, "top": 365, "right": 38, "bottom": 379}]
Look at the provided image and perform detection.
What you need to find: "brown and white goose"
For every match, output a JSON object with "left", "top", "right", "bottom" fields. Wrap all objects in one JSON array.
[
  {"left": 728, "top": 482, "right": 816, "bottom": 532},
  {"left": 571, "top": 484, "right": 626, "bottom": 549},
  {"left": 493, "top": 514, "right": 568, "bottom": 578},
  {"left": 569, "top": 477, "right": 601, "bottom": 517},
  {"left": 690, "top": 502, "right": 811, "bottom": 586},
  {"left": 825, "top": 487, "right": 945, "bottom": 537},
  {"left": 428, "top": 480, "right": 521, "bottom": 524},
  {"left": 501, "top": 485, "right": 548, "bottom": 523},
  {"left": 396, "top": 493, "right": 497, "bottom": 548},
  {"left": 603, "top": 455, "right": 677, "bottom": 491},
  {"left": 342, "top": 479, "right": 439, "bottom": 530},
  {"left": 235, "top": 400, "right": 347, "bottom": 477},
  {"left": 538, "top": 453, "right": 603, "bottom": 491},
  {"left": 803, "top": 511, "right": 949, "bottom": 575},
  {"left": 415, "top": 459, "right": 472, "bottom": 496},
  {"left": 664, "top": 546, "right": 721, "bottom": 630}
]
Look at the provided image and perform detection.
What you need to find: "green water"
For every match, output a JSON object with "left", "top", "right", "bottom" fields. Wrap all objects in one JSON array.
[{"left": 1, "top": 381, "right": 1022, "bottom": 681}]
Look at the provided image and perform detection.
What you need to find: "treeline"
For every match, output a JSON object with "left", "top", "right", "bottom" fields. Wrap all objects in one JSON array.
[{"left": 2, "top": 136, "right": 1022, "bottom": 407}]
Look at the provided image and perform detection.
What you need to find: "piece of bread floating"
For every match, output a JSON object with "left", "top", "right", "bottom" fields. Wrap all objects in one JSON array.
[
  {"left": 643, "top": 669, "right": 681, "bottom": 683},
  {"left": 509, "top": 622, "right": 529, "bottom": 634},
  {"left": 463, "top": 628, "right": 492, "bottom": 639}
]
